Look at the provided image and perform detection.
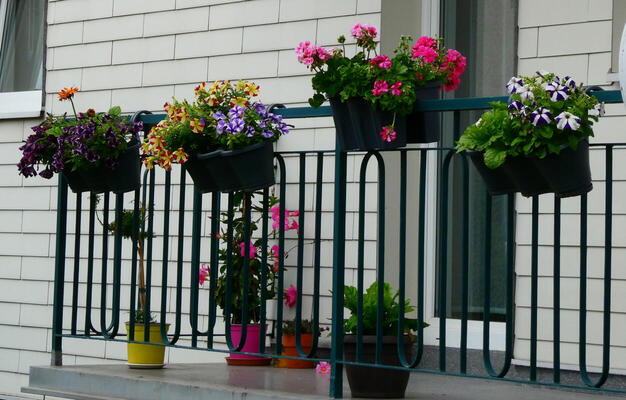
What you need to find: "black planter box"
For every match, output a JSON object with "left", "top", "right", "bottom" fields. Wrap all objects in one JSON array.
[
  {"left": 329, "top": 96, "right": 407, "bottom": 151},
  {"left": 343, "top": 335, "right": 412, "bottom": 398},
  {"left": 63, "top": 141, "right": 141, "bottom": 194},
  {"left": 467, "top": 140, "right": 592, "bottom": 198},
  {"left": 185, "top": 142, "right": 275, "bottom": 193},
  {"left": 407, "top": 81, "right": 441, "bottom": 143}
]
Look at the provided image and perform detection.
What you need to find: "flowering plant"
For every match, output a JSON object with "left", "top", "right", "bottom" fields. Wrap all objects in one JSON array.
[
  {"left": 455, "top": 71, "right": 604, "bottom": 169},
  {"left": 18, "top": 87, "right": 142, "bottom": 178},
  {"left": 296, "top": 24, "right": 465, "bottom": 140},
  {"left": 199, "top": 192, "right": 300, "bottom": 324},
  {"left": 141, "top": 80, "right": 289, "bottom": 170}
]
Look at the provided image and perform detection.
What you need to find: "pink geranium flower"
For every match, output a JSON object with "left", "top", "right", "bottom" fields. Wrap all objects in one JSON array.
[
  {"left": 285, "top": 284, "right": 297, "bottom": 307},
  {"left": 199, "top": 264, "right": 210, "bottom": 286},
  {"left": 239, "top": 241, "right": 257, "bottom": 259},
  {"left": 380, "top": 126, "right": 397, "bottom": 142},
  {"left": 416, "top": 36, "right": 437, "bottom": 49},
  {"left": 372, "top": 80, "right": 389, "bottom": 96},
  {"left": 370, "top": 55, "right": 391, "bottom": 69},
  {"left": 391, "top": 81, "right": 403, "bottom": 96},
  {"left": 412, "top": 45, "right": 438, "bottom": 63}
]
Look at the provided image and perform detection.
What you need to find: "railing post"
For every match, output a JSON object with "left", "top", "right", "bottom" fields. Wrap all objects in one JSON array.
[
  {"left": 330, "top": 144, "right": 347, "bottom": 398},
  {"left": 51, "top": 174, "right": 68, "bottom": 366}
]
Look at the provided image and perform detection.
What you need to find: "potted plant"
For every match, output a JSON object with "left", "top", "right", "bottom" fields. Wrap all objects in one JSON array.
[
  {"left": 105, "top": 201, "right": 170, "bottom": 368},
  {"left": 18, "top": 87, "right": 143, "bottom": 193},
  {"left": 274, "top": 285, "right": 316, "bottom": 369},
  {"left": 342, "top": 281, "right": 423, "bottom": 399},
  {"left": 141, "top": 80, "right": 289, "bottom": 193},
  {"left": 455, "top": 71, "right": 604, "bottom": 198},
  {"left": 199, "top": 193, "right": 300, "bottom": 365},
  {"left": 296, "top": 25, "right": 465, "bottom": 149}
]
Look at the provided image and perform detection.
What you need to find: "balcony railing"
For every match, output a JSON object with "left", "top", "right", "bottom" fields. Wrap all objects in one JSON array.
[{"left": 49, "top": 90, "right": 625, "bottom": 398}]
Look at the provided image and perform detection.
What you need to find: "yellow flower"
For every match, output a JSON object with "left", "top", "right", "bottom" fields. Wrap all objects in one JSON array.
[
  {"left": 209, "top": 81, "right": 220, "bottom": 94},
  {"left": 190, "top": 118, "right": 205, "bottom": 133},
  {"left": 172, "top": 147, "right": 188, "bottom": 163},
  {"left": 230, "top": 97, "right": 247, "bottom": 107},
  {"left": 245, "top": 82, "right": 260, "bottom": 97},
  {"left": 143, "top": 156, "right": 156, "bottom": 169},
  {"left": 235, "top": 80, "right": 247, "bottom": 91},
  {"left": 206, "top": 95, "right": 219, "bottom": 106}
]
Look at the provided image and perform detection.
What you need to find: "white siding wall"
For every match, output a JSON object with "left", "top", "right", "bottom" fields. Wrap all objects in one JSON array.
[
  {"left": 0, "top": 0, "right": 382, "bottom": 397},
  {"left": 514, "top": 0, "right": 626, "bottom": 371}
]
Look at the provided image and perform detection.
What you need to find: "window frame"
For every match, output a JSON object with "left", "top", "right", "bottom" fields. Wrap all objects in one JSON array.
[{"left": 0, "top": 0, "right": 45, "bottom": 120}]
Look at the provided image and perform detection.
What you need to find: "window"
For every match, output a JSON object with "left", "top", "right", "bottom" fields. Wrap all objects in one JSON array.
[
  {"left": 611, "top": 0, "right": 626, "bottom": 74},
  {"left": 0, "top": 0, "right": 45, "bottom": 118}
]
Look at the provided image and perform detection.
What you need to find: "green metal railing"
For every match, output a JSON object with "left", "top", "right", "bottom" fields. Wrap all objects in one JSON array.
[{"left": 50, "top": 90, "right": 624, "bottom": 398}]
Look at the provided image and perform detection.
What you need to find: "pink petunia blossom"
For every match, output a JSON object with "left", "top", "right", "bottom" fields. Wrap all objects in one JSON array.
[
  {"left": 380, "top": 126, "right": 397, "bottom": 142},
  {"left": 271, "top": 244, "right": 280, "bottom": 259},
  {"left": 239, "top": 241, "right": 258, "bottom": 259},
  {"left": 199, "top": 264, "right": 210, "bottom": 286},
  {"left": 391, "top": 81, "right": 403, "bottom": 96},
  {"left": 444, "top": 74, "right": 461, "bottom": 92},
  {"left": 316, "top": 361, "right": 331, "bottom": 374},
  {"left": 285, "top": 284, "right": 297, "bottom": 307},
  {"left": 372, "top": 80, "right": 389, "bottom": 96}
]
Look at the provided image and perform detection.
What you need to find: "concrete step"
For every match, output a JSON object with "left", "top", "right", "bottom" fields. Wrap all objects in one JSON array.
[{"left": 23, "top": 363, "right": 626, "bottom": 400}]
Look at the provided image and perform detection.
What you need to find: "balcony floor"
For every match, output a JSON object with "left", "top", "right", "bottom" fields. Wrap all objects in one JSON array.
[{"left": 23, "top": 363, "right": 625, "bottom": 400}]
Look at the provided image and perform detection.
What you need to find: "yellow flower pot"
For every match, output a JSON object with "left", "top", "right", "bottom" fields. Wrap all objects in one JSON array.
[{"left": 126, "top": 322, "right": 170, "bottom": 368}]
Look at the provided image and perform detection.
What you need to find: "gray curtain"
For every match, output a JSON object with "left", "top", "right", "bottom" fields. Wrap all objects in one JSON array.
[{"left": 0, "top": 0, "right": 45, "bottom": 92}]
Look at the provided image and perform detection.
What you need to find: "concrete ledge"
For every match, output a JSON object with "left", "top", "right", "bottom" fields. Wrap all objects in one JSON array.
[{"left": 23, "top": 363, "right": 626, "bottom": 400}]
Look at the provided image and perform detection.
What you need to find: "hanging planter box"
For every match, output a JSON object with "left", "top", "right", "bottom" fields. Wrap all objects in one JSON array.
[
  {"left": 329, "top": 96, "right": 407, "bottom": 151},
  {"left": 185, "top": 142, "right": 275, "bottom": 194},
  {"left": 467, "top": 140, "right": 592, "bottom": 198},
  {"left": 406, "top": 81, "right": 441, "bottom": 144},
  {"left": 343, "top": 335, "right": 412, "bottom": 398},
  {"left": 63, "top": 141, "right": 141, "bottom": 194}
]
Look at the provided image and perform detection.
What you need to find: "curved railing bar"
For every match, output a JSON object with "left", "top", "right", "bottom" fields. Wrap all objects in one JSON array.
[
  {"left": 207, "top": 190, "right": 221, "bottom": 348},
  {"left": 258, "top": 188, "right": 269, "bottom": 354},
  {"left": 482, "top": 192, "right": 515, "bottom": 378},
  {"left": 579, "top": 145, "right": 613, "bottom": 387},
  {"left": 273, "top": 153, "right": 287, "bottom": 355}
]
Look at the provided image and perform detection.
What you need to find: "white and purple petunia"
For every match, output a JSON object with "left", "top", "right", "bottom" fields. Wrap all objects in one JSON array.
[
  {"left": 508, "top": 100, "right": 523, "bottom": 112},
  {"left": 530, "top": 107, "right": 552, "bottom": 126},
  {"left": 517, "top": 85, "right": 535, "bottom": 101},
  {"left": 561, "top": 76, "right": 576, "bottom": 89},
  {"left": 589, "top": 102, "right": 605, "bottom": 118},
  {"left": 506, "top": 77, "right": 524, "bottom": 94},
  {"left": 548, "top": 85, "right": 569, "bottom": 102},
  {"left": 555, "top": 111, "right": 581, "bottom": 131}
]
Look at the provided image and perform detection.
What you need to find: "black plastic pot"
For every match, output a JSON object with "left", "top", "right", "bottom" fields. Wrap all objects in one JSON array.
[
  {"left": 532, "top": 140, "right": 592, "bottom": 198},
  {"left": 185, "top": 142, "right": 275, "bottom": 193},
  {"left": 343, "top": 335, "right": 412, "bottom": 398},
  {"left": 466, "top": 151, "right": 517, "bottom": 195},
  {"left": 63, "top": 141, "right": 141, "bottom": 194},
  {"left": 329, "top": 96, "right": 407, "bottom": 151},
  {"left": 506, "top": 156, "right": 552, "bottom": 197},
  {"left": 406, "top": 81, "right": 441, "bottom": 143}
]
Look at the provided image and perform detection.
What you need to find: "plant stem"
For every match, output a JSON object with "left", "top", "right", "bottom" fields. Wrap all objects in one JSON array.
[
  {"left": 69, "top": 98, "right": 78, "bottom": 120},
  {"left": 137, "top": 233, "right": 146, "bottom": 312}
]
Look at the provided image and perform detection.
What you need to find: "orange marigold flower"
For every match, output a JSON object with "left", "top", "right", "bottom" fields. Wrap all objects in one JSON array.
[{"left": 58, "top": 86, "right": 79, "bottom": 101}]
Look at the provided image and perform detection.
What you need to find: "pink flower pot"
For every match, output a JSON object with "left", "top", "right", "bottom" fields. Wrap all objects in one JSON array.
[{"left": 226, "top": 324, "right": 271, "bottom": 365}]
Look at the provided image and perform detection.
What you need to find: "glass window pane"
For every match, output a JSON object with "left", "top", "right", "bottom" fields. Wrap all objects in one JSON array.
[{"left": 0, "top": 0, "right": 45, "bottom": 92}]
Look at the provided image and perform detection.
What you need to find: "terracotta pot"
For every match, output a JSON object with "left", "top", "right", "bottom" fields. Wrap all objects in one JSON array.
[
  {"left": 274, "top": 333, "right": 315, "bottom": 368},
  {"left": 225, "top": 324, "right": 271, "bottom": 366}
]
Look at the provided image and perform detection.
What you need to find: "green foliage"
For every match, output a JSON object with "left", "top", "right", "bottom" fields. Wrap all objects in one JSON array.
[
  {"left": 106, "top": 203, "right": 152, "bottom": 240},
  {"left": 282, "top": 319, "right": 315, "bottom": 335},
  {"left": 342, "top": 281, "right": 426, "bottom": 336},
  {"left": 455, "top": 72, "right": 601, "bottom": 169},
  {"left": 133, "top": 309, "right": 155, "bottom": 324}
]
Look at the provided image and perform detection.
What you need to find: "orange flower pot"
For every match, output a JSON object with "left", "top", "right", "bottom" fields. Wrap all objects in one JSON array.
[{"left": 274, "top": 333, "right": 315, "bottom": 368}]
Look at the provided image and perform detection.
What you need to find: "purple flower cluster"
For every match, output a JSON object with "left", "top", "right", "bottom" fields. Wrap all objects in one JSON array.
[
  {"left": 212, "top": 102, "right": 289, "bottom": 140},
  {"left": 17, "top": 113, "right": 143, "bottom": 179}
]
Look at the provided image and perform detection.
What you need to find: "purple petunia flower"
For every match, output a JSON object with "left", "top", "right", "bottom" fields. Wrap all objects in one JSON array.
[
  {"left": 547, "top": 85, "right": 569, "bottom": 102},
  {"left": 561, "top": 76, "right": 576, "bottom": 89},
  {"left": 589, "top": 103, "right": 605, "bottom": 118},
  {"left": 555, "top": 111, "right": 581, "bottom": 131},
  {"left": 508, "top": 100, "right": 523, "bottom": 112},
  {"left": 216, "top": 119, "right": 227, "bottom": 135},
  {"left": 506, "top": 77, "right": 523, "bottom": 94},
  {"left": 244, "top": 126, "right": 255, "bottom": 137},
  {"left": 254, "top": 103, "right": 268, "bottom": 117},
  {"left": 227, "top": 118, "right": 245, "bottom": 134},
  {"left": 228, "top": 105, "right": 245, "bottom": 120},
  {"left": 213, "top": 111, "right": 226, "bottom": 121},
  {"left": 261, "top": 130, "right": 274, "bottom": 138},
  {"left": 86, "top": 150, "right": 99, "bottom": 163},
  {"left": 39, "top": 168, "right": 54, "bottom": 179},
  {"left": 530, "top": 107, "right": 552, "bottom": 126}
]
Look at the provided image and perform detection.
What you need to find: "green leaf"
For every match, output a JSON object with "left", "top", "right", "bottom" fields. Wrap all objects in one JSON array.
[
  {"left": 108, "top": 106, "right": 121, "bottom": 116},
  {"left": 483, "top": 147, "right": 507, "bottom": 169}
]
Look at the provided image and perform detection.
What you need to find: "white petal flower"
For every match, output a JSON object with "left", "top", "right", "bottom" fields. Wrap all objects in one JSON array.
[
  {"left": 555, "top": 111, "right": 581, "bottom": 131},
  {"left": 517, "top": 85, "right": 534, "bottom": 101},
  {"left": 475, "top": 117, "right": 482, "bottom": 127},
  {"left": 589, "top": 102, "right": 605, "bottom": 118},
  {"left": 506, "top": 77, "right": 523, "bottom": 94}
]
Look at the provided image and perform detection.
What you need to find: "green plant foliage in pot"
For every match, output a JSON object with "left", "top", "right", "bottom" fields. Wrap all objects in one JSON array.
[{"left": 455, "top": 71, "right": 605, "bottom": 197}]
